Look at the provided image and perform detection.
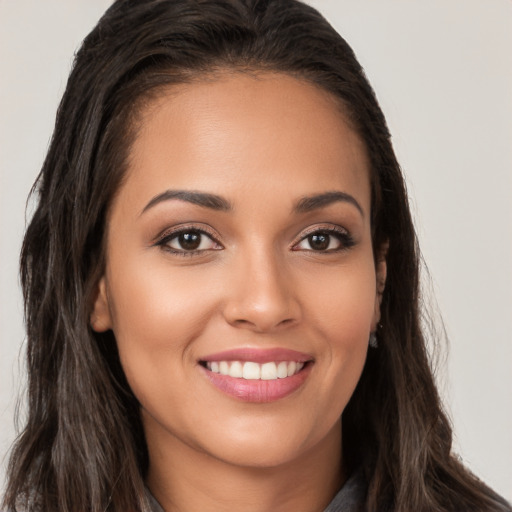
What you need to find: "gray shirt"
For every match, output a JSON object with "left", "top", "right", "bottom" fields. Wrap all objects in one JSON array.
[{"left": 145, "top": 471, "right": 366, "bottom": 512}]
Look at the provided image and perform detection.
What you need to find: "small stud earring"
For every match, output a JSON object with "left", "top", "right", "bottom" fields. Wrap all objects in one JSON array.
[{"left": 369, "top": 332, "right": 378, "bottom": 348}]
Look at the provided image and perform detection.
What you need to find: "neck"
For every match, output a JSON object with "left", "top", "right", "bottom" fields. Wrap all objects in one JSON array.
[{"left": 145, "top": 416, "right": 344, "bottom": 512}]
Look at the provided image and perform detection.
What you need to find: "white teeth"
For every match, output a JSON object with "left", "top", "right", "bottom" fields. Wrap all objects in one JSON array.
[
  {"left": 229, "top": 360, "right": 243, "bottom": 378},
  {"left": 242, "top": 361, "right": 261, "bottom": 379},
  {"left": 205, "top": 360, "right": 306, "bottom": 380},
  {"left": 261, "top": 362, "right": 277, "bottom": 380},
  {"left": 277, "top": 361, "right": 288, "bottom": 378}
]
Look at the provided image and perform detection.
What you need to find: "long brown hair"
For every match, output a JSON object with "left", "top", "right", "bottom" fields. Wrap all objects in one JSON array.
[{"left": 3, "top": 1, "right": 510, "bottom": 511}]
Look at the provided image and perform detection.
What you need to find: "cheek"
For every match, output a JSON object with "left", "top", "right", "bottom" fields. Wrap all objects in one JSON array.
[
  {"left": 302, "top": 256, "right": 376, "bottom": 404},
  {"left": 305, "top": 256, "right": 377, "bottom": 341},
  {"left": 108, "top": 253, "right": 219, "bottom": 342},
  {"left": 105, "top": 255, "right": 222, "bottom": 392}
]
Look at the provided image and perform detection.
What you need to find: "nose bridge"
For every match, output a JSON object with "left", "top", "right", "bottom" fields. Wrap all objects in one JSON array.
[{"left": 223, "top": 240, "right": 300, "bottom": 331}]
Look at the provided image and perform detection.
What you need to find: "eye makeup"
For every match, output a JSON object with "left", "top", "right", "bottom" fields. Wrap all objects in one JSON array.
[
  {"left": 292, "top": 224, "right": 355, "bottom": 253},
  {"left": 151, "top": 220, "right": 356, "bottom": 259},
  {"left": 152, "top": 223, "right": 223, "bottom": 257}
]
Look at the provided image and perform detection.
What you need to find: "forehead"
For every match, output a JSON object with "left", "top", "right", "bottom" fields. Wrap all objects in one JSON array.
[{"left": 119, "top": 71, "right": 371, "bottom": 215}]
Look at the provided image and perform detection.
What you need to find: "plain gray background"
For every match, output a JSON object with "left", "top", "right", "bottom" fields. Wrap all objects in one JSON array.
[{"left": 1, "top": 0, "right": 511, "bottom": 501}]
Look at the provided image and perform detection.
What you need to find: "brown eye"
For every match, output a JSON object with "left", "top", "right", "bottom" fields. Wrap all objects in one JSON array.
[
  {"left": 294, "top": 228, "right": 354, "bottom": 252},
  {"left": 178, "top": 232, "right": 201, "bottom": 250},
  {"left": 296, "top": 231, "right": 341, "bottom": 251},
  {"left": 307, "top": 233, "right": 331, "bottom": 251},
  {"left": 163, "top": 230, "right": 220, "bottom": 252}
]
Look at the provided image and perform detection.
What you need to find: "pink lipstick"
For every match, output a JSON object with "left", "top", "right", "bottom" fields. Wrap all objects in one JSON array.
[{"left": 199, "top": 348, "right": 313, "bottom": 402}]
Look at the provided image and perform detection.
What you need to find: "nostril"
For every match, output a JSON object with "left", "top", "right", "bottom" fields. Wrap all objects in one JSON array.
[
  {"left": 232, "top": 319, "right": 253, "bottom": 327},
  {"left": 230, "top": 317, "right": 297, "bottom": 332}
]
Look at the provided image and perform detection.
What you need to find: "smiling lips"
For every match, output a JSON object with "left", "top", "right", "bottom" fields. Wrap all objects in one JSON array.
[{"left": 200, "top": 348, "right": 313, "bottom": 402}]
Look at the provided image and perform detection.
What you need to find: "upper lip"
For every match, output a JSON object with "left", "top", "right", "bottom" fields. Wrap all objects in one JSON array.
[{"left": 199, "top": 347, "right": 313, "bottom": 364}]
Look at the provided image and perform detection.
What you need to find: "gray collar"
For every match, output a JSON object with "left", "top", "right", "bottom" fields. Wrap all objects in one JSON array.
[{"left": 323, "top": 470, "right": 366, "bottom": 512}]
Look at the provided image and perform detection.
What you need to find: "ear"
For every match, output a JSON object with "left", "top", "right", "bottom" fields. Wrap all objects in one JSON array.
[
  {"left": 371, "top": 241, "right": 389, "bottom": 330},
  {"left": 90, "top": 277, "right": 112, "bottom": 332}
]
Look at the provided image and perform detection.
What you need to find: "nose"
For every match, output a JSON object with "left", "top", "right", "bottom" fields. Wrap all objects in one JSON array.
[{"left": 222, "top": 248, "right": 301, "bottom": 333}]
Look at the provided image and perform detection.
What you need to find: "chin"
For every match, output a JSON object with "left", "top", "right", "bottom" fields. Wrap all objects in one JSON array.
[
  {"left": 198, "top": 415, "right": 341, "bottom": 470},
  {"left": 206, "top": 437, "right": 310, "bottom": 470}
]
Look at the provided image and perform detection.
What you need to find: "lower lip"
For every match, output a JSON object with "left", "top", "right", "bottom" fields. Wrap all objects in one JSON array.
[{"left": 200, "top": 364, "right": 312, "bottom": 403}]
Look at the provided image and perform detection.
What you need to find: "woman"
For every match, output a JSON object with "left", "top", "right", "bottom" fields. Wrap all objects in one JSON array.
[{"left": 2, "top": 0, "right": 510, "bottom": 511}]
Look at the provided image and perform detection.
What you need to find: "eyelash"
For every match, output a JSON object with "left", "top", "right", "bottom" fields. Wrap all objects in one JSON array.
[
  {"left": 292, "top": 225, "right": 355, "bottom": 253},
  {"left": 154, "top": 226, "right": 222, "bottom": 257},
  {"left": 153, "top": 224, "right": 355, "bottom": 257}
]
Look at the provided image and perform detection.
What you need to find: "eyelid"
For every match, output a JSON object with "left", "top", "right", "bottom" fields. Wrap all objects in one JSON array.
[
  {"left": 151, "top": 222, "right": 353, "bottom": 254},
  {"left": 291, "top": 223, "right": 354, "bottom": 251},
  {"left": 296, "top": 223, "right": 349, "bottom": 238},
  {"left": 152, "top": 223, "right": 223, "bottom": 249}
]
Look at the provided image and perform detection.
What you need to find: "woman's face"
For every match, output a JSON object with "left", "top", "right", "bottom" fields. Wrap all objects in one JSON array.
[{"left": 92, "top": 72, "right": 385, "bottom": 470}]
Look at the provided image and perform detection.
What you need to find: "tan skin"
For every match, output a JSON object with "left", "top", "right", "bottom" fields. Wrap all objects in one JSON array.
[{"left": 92, "top": 72, "right": 386, "bottom": 512}]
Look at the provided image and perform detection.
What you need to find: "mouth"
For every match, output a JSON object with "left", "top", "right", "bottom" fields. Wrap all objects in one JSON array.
[
  {"left": 198, "top": 348, "right": 314, "bottom": 402},
  {"left": 199, "top": 359, "right": 309, "bottom": 380}
]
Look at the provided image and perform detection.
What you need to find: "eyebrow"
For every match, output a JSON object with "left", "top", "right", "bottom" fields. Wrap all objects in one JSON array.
[
  {"left": 141, "top": 189, "right": 363, "bottom": 217},
  {"left": 294, "top": 191, "right": 364, "bottom": 217},
  {"left": 141, "top": 189, "right": 232, "bottom": 215}
]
